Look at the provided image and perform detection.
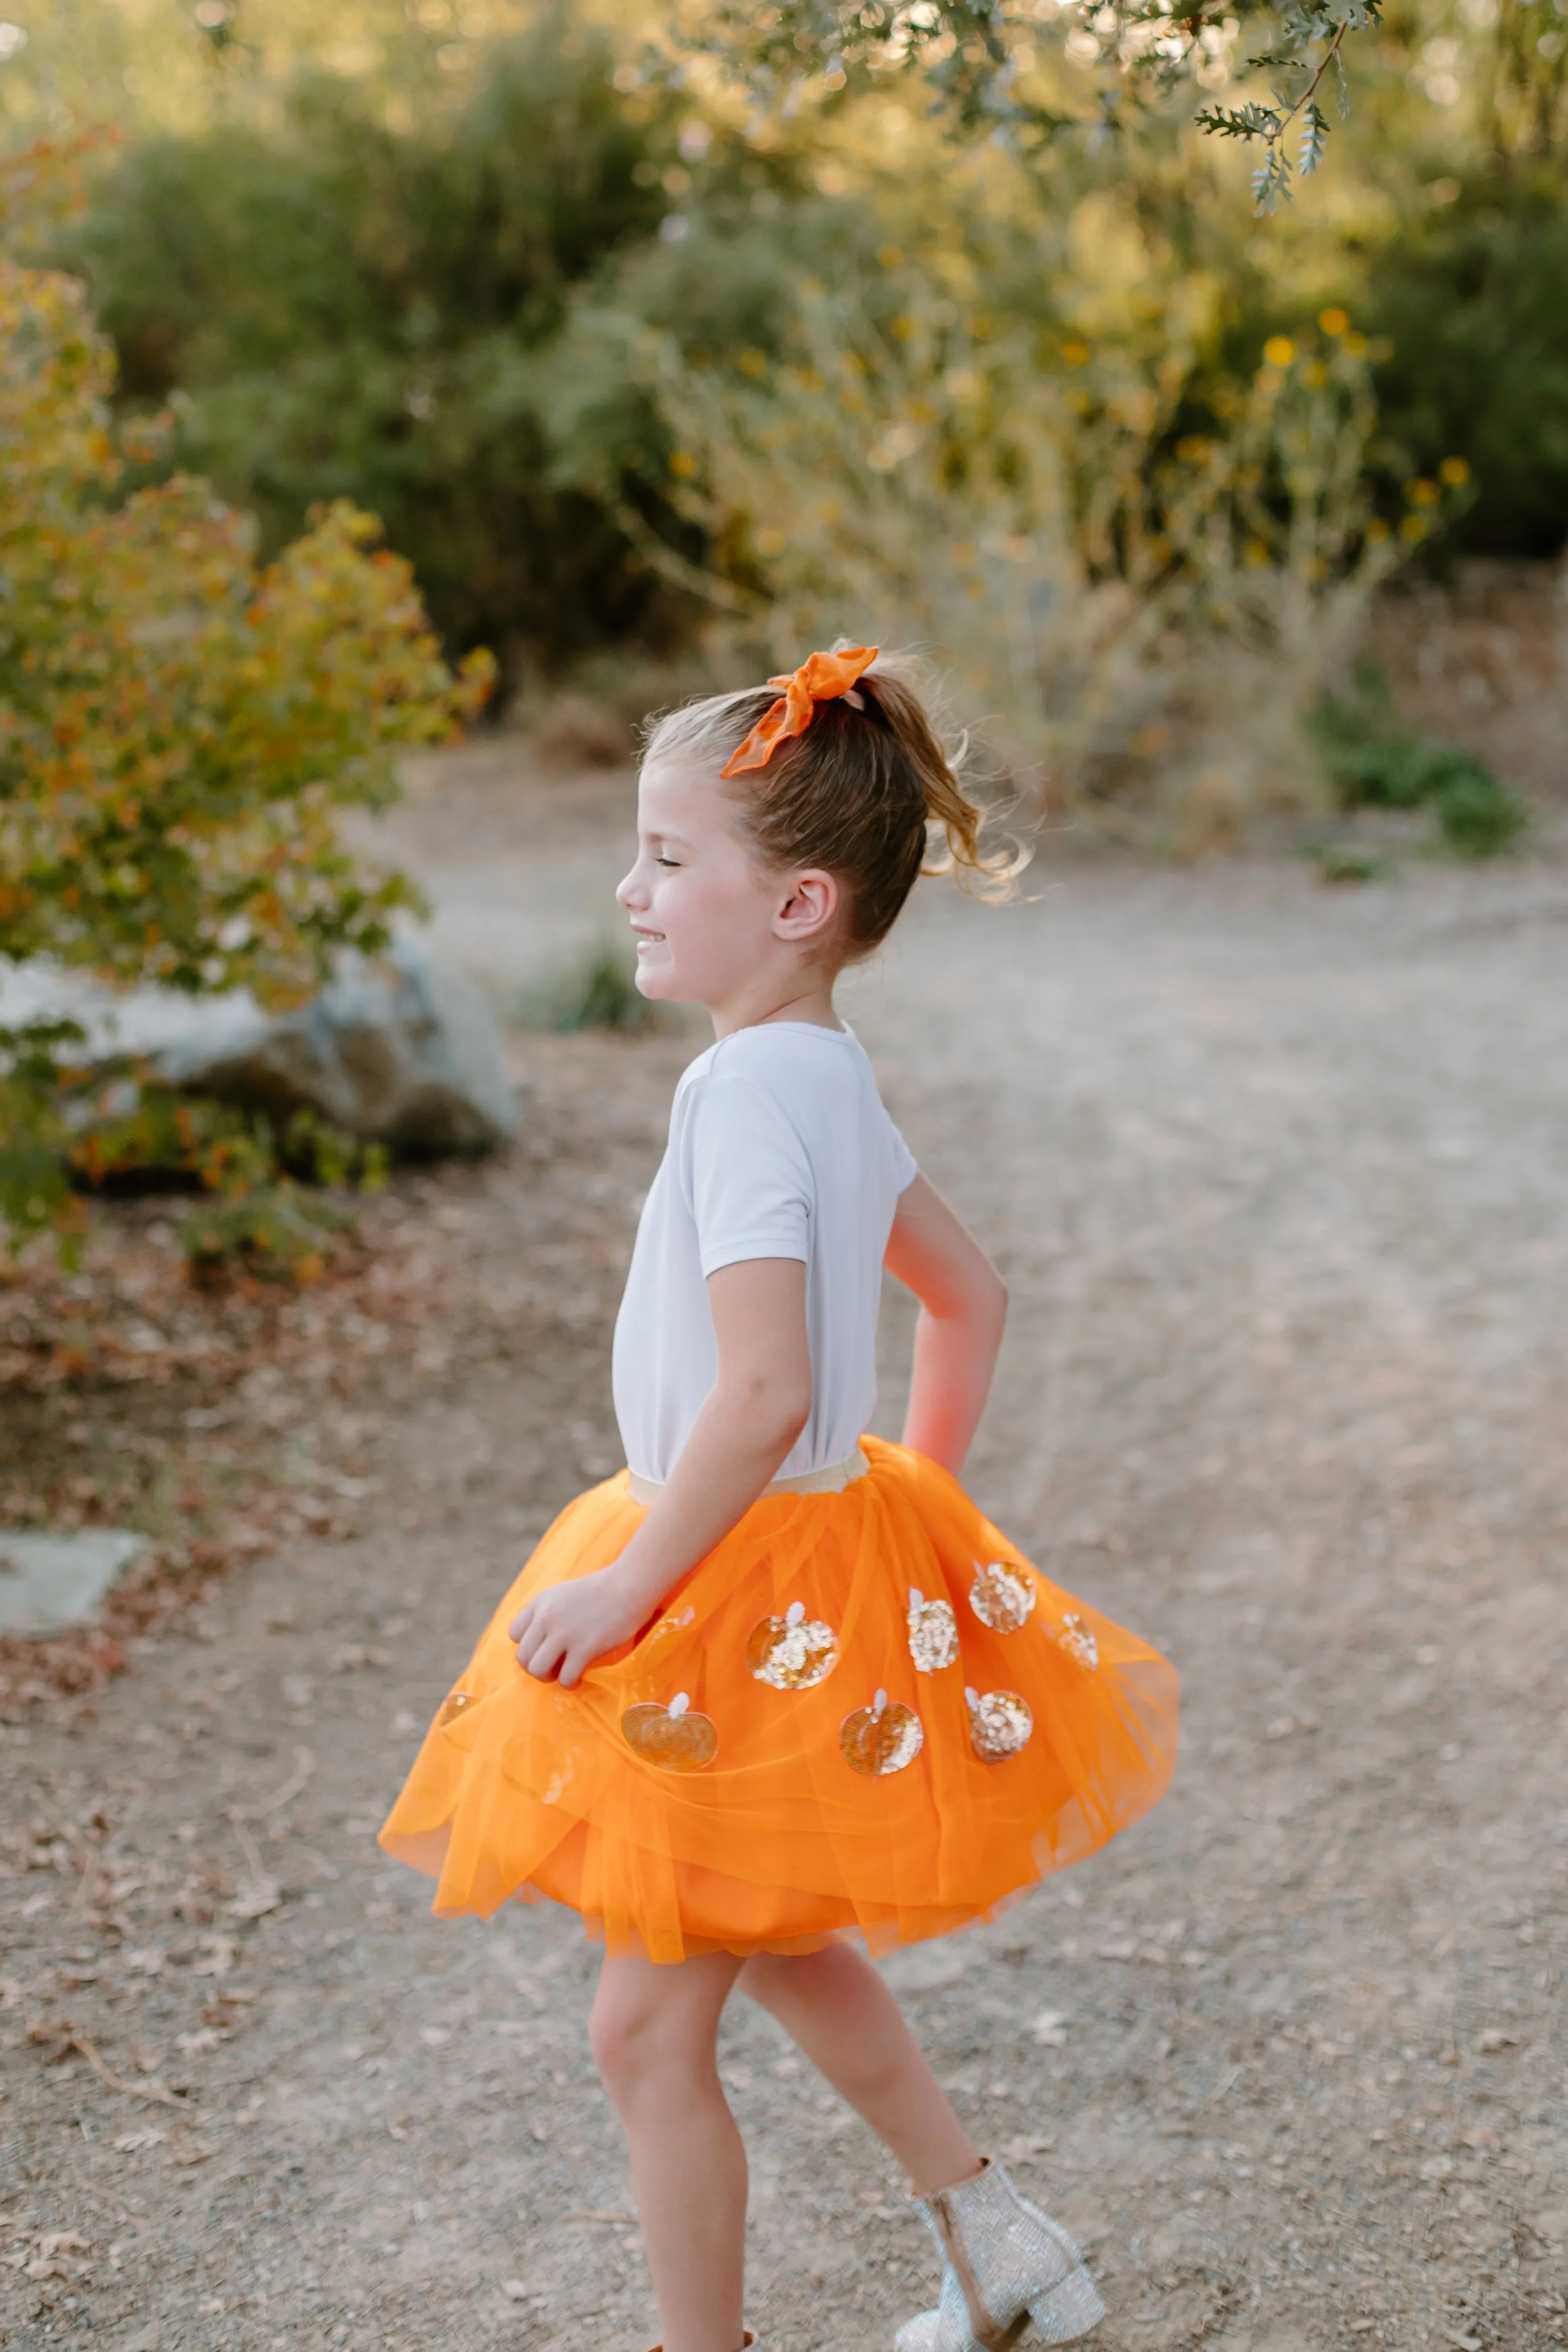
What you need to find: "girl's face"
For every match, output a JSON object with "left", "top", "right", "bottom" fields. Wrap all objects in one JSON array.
[{"left": 615, "top": 761, "right": 837, "bottom": 1022}]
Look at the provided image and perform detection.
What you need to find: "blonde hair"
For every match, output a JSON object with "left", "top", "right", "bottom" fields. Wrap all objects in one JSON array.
[{"left": 642, "top": 651, "right": 1019, "bottom": 958}]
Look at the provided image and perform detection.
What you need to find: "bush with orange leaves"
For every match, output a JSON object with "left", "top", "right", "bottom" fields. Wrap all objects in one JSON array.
[{"left": 0, "top": 142, "right": 494, "bottom": 1258}]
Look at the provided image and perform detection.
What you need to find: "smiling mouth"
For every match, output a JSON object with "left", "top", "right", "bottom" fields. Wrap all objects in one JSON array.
[{"left": 632, "top": 928, "right": 665, "bottom": 947}]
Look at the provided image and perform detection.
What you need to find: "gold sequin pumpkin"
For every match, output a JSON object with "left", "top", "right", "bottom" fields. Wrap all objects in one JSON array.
[
  {"left": 1058, "top": 1613, "right": 1099, "bottom": 1670},
  {"left": 969, "top": 1559, "right": 1036, "bottom": 1633},
  {"left": 906, "top": 1586, "right": 960, "bottom": 1673},
  {"left": 746, "top": 1599, "right": 840, "bottom": 1690},
  {"left": 839, "top": 1688, "right": 924, "bottom": 1778},
  {"left": 964, "top": 1684, "right": 1034, "bottom": 1761},
  {"left": 621, "top": 1691, "right": 718, "bottom": 1772}
]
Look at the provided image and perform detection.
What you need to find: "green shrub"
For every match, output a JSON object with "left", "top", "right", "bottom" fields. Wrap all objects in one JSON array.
[
  {"left": 1308, "top": 844, "right": 1395, "bottom": 885},
  {"left": 1361, "top": 168, "right": 1568, "bottom": 562},
  {"left": 61, "top": 14, "right": 834, "bottom": 678},
  {"left": 65, "top": 15, "right": 701, "bottom": 672},
  {"left": 64, "top": 1083, "right": 383, "bottom": 1280},
  {"left": 0, "top": 139, "right": 489, "bottom": 1259},
  {"left": 1429, "top": 757, "right": 1530, "bottom": 857},
  {"left": 525, "top": 943, "right": 661, "bottom": 1036},
  {"left": 1311, "top": 663, "right": 1528, "bottom": 857}
]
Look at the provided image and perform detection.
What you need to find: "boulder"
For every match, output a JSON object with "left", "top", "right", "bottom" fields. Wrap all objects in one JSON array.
[
  {"left": 153, "top": 940, "right": 518, "bottom": 1155},
  {"left": 0, "top": 1530, "right": 143, "bottom": 1637}
]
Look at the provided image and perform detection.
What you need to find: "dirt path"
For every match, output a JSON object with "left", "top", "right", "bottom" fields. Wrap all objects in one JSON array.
[{"left": 4, "top": 758, "right": 1567, "bottom": 2352}]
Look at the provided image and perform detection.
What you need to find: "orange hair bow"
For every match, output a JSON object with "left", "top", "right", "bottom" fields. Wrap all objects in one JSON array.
[{"left": 719, "top": 645, "right": 880, "bottom": 778}]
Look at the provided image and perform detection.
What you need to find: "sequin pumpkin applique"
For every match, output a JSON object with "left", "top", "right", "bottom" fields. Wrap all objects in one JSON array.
[
  {"left": 746, "top": 1599, "right": 840, "bottom": 1690},
  {"left": 906, "top": 1587, "right": 960, "bottom": 1673},
  {"left": 622, "top": 1690, "right": 718, "bottom": 1772},
  {"left": 438, "top": 1691, "right": 478, "bottom": 1727},
  {"left": 1058, "top": 1613, "right": 1099, "bottom": 1670},
  {"left": 969, "top": 1560, "right": 1036, "bottom": 1633},
  {"left": 840, "top": 1688, "right": 924, "bottom": 1777},
  {"left": 964, "top": 1684, "right": 1033, "bottom": 1761}
]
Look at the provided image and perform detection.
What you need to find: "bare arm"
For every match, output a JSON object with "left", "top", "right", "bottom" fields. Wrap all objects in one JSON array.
[
  {"left": 510, "top": 1257, "right": 811, "bottom": 1687},
  {"left": 883, "top": 1173, "right": 1008, "bottom": 1476}
]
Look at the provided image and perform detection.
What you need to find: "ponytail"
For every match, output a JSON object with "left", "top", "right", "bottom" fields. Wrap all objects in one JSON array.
[{"left": 643, "top": 648, "right": 1022, "bottom": 958}]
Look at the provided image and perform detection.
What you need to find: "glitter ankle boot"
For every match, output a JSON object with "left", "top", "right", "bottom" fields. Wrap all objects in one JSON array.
[{"left": 893, "top": 2160, "right": 1105, "bottom": 2351}]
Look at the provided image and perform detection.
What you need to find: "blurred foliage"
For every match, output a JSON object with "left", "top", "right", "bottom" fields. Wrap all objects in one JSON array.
[
  {"left": 533, "top": 941, "right": 663, "bottom": 1035},
  {"left": 0, "top": 0, "right": 1560, "bottom": 842},
  {"left": 1308, "top": 842, "right": 1395, "bottom": 881},
  {"left": 688, "top": 0, "right": 1383, "bottom": 214},
  {"left": 568, "top": 257, "right": 1468, "bottom": 841},
  {"left": 59, "top": 14, "right": 704, "bottom": 672},
  {"left": 0, "top": 136, "right": 492, "bottom": 1259},
  {"left": 1362, "top": 166, "right": 1568, "bottom": 560},
  {"left": 63, "top": 1081, "right": 384, "bottom": 1281},
  {"left": 19, "top": 9, "right": 1567, "bottom": 617},
  {"left": 1311, "top": 659, "right": 1528, "bottom": 853}
]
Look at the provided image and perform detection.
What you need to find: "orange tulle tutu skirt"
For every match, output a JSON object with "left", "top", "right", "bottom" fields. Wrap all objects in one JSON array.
[{"left": 380, "top": 1437, "right": 1178, "bottom": 1963}]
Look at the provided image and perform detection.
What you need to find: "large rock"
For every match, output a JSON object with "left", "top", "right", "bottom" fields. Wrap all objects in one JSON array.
[
  {"left": 0, "top": 1530, "right": 143, "bottom": 1637},
  {"left": 154, "top": 941, "right": 518, "bottom": 1155}
]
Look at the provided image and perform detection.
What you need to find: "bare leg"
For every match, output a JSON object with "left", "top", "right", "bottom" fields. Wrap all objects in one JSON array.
[
  {"left": 739, "top": 1944, "right": 980, "bottom": 2195},
  {"left": 590, "top": 1949, "right": 748, "bottom": 2352}
]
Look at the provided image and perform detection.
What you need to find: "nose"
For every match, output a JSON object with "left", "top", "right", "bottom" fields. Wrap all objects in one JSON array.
[{"left": 615, "top": 861, "right": 646, "bottom": 912}]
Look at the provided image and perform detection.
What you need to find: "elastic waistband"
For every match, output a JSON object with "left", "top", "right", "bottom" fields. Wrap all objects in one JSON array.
[{"left": 626, "top": 1445, "right": 869, "bottom": 1510}]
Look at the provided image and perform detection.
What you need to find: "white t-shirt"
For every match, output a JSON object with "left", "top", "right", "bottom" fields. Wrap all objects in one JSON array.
[{"left": 611, "top": 1023, "right": 918, "bottom": 1484}]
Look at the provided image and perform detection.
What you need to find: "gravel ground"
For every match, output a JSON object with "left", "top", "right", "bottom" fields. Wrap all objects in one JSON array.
[{"left": 3, "top": 758, "right": 1567, "bottom": 2352}]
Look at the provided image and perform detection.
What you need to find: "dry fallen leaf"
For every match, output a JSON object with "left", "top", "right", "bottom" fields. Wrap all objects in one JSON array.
[
  {"left": 227, "top": 1881, "right": 281, "bottom": 1921},
  {"left": 190, "top": 1935, "right": 239, "bottom": 1977}
]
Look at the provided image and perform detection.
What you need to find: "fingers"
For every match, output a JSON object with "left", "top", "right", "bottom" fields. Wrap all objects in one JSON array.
[
  {"left": 518, "top": 1629, "right": 593, "bottom": 1686},
  {"left": 510, "top": 1585, "right": 609, "bottom": 1685},
  {"left": 514, "top": 1605, "right": 565, "bottom": 1680}
]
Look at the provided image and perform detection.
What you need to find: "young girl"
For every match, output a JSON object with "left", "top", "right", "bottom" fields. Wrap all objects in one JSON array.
[{"left": 381, "top": 647, "right": 1178, "bottom": 2352}]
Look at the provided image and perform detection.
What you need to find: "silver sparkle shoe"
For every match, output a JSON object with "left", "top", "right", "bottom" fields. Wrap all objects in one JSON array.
[{"left": 894, "top": 2160, "right": 1105, "bottom": 2351}]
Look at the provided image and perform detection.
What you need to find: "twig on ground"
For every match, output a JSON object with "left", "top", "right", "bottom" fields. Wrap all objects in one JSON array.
[
  {"left": 229, "top": 1744, "right": 315, "bottom": 1823},
  {"left": 68, "top": 2033, "right": 187, "bottom": 2109}
]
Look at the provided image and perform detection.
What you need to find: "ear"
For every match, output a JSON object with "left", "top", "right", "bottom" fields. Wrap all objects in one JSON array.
[{"left": 772, "top": 867, "right": 840, "bottom": 946}]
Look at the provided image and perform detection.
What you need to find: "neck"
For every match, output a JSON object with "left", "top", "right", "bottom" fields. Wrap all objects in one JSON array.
[{"left": 709, "top": 972, "right": 842, "bottom": 1040}]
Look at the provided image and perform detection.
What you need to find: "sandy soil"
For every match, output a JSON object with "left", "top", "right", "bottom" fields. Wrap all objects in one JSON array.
[{"left": 3, "top": 754, "right": 1567, "bottom": 2352}]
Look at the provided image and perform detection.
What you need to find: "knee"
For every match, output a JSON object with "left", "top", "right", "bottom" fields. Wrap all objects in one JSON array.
[
  {"left": 588, "top": 1987, "right": 647, "bottom": 2099},
  {"left": 589, "top": 1984, "right": 680, "bottom": 2109},
  {"left": 739, "top": 1945, "right": 847, "bottom": 2016},
  {"left": 736, "top": 1953, "right": 787, "bottom": 2012}
]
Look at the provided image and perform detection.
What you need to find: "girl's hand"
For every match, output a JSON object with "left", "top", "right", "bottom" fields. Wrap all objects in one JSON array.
[
  {"left": 510, "top": 1567, "right": 648, "bottom": 1689},
  {"left": 512, "top": 1260, "right": 812, "bottom": 1690}
]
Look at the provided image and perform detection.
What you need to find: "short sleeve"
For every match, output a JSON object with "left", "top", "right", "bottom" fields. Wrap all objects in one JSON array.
[
  {"left": 888, "top": 1118, "right": 918, "bottom": 1193},
  {"left": 683, "top": 1074, "right": 813, "bottom": 1277}
]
